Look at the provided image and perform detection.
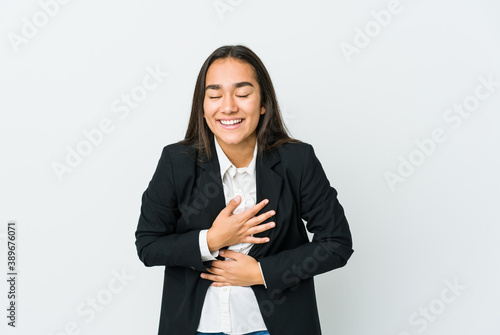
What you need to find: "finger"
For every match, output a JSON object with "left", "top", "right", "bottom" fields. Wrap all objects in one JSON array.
[
  {"left": 208, "top": 260, "right": 227, "bottom": 270},
  {"left": 242, "top": 236, "right": 271, "bottom": 244},
  {"left": 219, "top": 249, "right": 242, "bottom": 260},
  {"left": 247, "top": 221, "right": 275, "bottom": 235},
  {"left": 209, "top": 259, "right": 235, "bottom": 270},
  {"left": 240, "top": 199, "right": 270, "bottom": 219},
  {"left": 207, "top": 268, "right": 224, "bottom": 279},
  {"left": 224, "top": 195, "right": 241, "bottom": 214},
  {"left": 245, "top": 209, "right": 276, "bottom": 228},
  {"left": 205, "top": 267, "right": 223, "bottom": 275},
  {"left": 200, "top": 272, "right": 224, "bottom": 282},
  {"left": 211, "top": 281, "right": 231, "bottom": 287}
]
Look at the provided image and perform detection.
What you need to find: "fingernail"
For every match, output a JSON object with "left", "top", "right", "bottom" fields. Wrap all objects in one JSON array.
[
  {"left": 270, "top": 222, "right": 275, "bottom": 227},
  {"left": 270, "top": 211, "right": 275, "bottom": 216},
  {"left": 263, "top": 199, "right": 269, "bottom": 205},
  {"left": 220, "top": 250, "right": 225, "bottom": 255},
  {"left": 201, "top": 274, "right": 205, "bottom": 278}
]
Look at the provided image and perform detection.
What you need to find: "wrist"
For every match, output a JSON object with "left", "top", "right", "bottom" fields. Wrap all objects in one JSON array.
[{"left": 206, "top": 228, "right": 223, "bottom": 252}]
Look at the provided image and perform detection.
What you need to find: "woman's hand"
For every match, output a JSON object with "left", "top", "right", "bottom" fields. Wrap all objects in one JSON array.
[
  {"left": 201, "top": 250, "right": 265, "bottom": 287},
  {"left": 206, "top": 196, "right": 276, "bottom": 252}
]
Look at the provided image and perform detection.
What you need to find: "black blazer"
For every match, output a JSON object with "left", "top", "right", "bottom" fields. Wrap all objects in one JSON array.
[{"left": 135, "top": 140, "right": 353, "bottom": 335}]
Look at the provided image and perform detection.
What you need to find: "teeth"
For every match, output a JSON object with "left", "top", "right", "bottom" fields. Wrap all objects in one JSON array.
[{"left": 220, "top": 119, "right": 242, "bottom": 125}]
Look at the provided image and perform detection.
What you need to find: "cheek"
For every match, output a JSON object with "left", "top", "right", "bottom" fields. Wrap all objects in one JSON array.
[
  {"left": 203, "top": 102, "right": 213, "bottom": 119},
  {"left": 249, "top": 101, "right": 264, "bottom": 118},
  {"left": 240, "top": 98, "right": 260, "bottom": 112}
]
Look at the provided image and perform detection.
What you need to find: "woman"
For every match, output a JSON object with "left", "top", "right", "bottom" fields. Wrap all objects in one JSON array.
[{"left": 135, "top": 45, "right": 353, "bottom": 335}]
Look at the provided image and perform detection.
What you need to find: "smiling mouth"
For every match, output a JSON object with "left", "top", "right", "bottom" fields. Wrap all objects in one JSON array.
[{"left": 218, "top": 119, "right": 243, "bottom": 125}]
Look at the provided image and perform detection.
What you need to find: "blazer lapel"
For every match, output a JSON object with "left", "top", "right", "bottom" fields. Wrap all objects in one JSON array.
[
  {"left": 196, "top": 141, "right": 226, "bottom": 229},
  {"left": 249, "top": 148, "right": 282, "bottom": 259}
]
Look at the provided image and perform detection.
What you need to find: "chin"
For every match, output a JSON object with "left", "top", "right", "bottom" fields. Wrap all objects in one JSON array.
[{"left": 216, "top": 135, "right": 246, "bottom": 146}]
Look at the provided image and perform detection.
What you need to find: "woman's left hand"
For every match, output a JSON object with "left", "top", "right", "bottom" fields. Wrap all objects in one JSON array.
[{"left": 200, "top": 250, "right": 265, "bottom": 287}]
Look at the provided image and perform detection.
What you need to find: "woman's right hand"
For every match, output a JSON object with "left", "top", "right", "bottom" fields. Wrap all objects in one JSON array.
[{"left": 206, "top": 196, "right": 276, "bottom": 252}]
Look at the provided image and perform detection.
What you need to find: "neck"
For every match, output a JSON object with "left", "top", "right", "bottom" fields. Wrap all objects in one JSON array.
[{"left": 216, "top": 136, "right": 256, "bottom": 168}]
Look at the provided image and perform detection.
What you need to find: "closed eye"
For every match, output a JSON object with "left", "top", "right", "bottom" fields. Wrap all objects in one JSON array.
[
  {"left": 236, "top": 94, "right": 249, "bottom": 98},
  {"left": 209, "top": 96, "right": 222, "bottom": 99}
]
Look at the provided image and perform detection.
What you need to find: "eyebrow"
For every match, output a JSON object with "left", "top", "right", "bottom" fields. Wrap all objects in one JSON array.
[{"left": 205, "top": 81, "right": 254, "bottom": 91}]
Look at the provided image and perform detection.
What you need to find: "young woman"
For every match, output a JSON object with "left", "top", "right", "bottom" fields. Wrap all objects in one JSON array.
[{"left": 135, "top": 45, "right": 353, "bottom": 335}]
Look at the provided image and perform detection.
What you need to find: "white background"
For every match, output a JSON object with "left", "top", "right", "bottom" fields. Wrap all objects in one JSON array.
[{"left": 1, "top": 0, "right": 499, "bottom": 334}]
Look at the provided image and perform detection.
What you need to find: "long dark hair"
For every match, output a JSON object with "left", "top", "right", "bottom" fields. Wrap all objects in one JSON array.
[{"left": 178, "top": 45, "right": 300, "bottom": 161}]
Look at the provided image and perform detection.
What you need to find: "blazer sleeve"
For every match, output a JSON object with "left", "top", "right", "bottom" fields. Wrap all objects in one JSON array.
[
  {"left": 134, "top": 146, "right": 206, "bottom": 272},
  {"left": 258, "top": 144, "right": 353, "bottom": 298}
]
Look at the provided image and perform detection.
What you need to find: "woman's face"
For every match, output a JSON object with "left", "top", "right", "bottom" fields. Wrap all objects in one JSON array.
[{"left": 203, "top": 57, "right": 265, "bottom": 151}]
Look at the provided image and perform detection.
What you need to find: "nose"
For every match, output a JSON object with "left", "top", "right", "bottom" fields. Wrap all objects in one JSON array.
[{"left": 220, "top": 94, "right": 238, "bottom": 113}]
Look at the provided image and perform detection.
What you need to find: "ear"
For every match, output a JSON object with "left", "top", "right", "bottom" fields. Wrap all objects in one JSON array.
[{"left": 260, "top": 105, "right": 266, "bottom": 115}]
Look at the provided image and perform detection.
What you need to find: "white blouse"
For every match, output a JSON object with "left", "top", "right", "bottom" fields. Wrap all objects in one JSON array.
[{"left": 196, "top": 136, "right": 268, "bottom": 334}]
